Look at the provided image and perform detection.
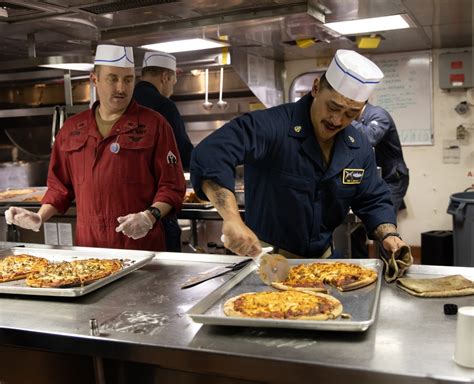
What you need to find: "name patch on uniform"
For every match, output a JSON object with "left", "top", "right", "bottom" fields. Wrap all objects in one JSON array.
[{"left": 342, "top": 169, "right": 364, "bottom": 184}]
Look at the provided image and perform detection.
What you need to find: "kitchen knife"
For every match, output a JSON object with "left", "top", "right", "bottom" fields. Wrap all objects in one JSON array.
[
  {"left": 181, "top": 258, "right": 253, "bottom": 289},
  {"left": 220, "top": 235, "right": 290, "bottom": 285}
]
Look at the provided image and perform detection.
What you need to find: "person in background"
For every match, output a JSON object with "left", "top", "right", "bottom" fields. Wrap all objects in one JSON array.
[
  {"left": 133, "top": 51, "right": 193, "bottom": 170},
  {"left": 133, "top": 51, "right": 194, "bottom": 252},
  {"left": 350, "top": 102, "right": 409, "bottom": 257},
  {"left": 5, "top": 44, "right": 186, "bottom": 252},
  {"left": 190, "top": 50, "right": 410, "bottom": 271}
]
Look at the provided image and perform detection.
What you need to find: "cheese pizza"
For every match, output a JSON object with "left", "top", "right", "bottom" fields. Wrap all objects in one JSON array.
[
  {"left": 223, "top": 290, "right": 342, "bottom": 320},
  {"left": 272, "top": 262, "right": 377, "bottom": 292},
  {"left": 0, "top": 254, "right": 49, "bottom": 282},
  {"left": 26, "top": 258, "right": 123, "bottom": 288}
]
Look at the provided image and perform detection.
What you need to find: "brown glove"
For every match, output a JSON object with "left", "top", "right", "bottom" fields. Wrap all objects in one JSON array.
[{"left": 380, "top": 244, "right": 413, "bottom": 283}]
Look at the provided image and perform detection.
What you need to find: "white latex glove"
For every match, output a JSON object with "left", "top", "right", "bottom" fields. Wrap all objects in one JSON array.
[
  {"left": 5, "top": 207, "right": 42, "bottom": 232},
  {"left": 115, "top": 211, "right": 154, "bottom": 240}
]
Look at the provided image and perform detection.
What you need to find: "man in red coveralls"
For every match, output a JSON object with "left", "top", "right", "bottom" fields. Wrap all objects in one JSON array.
[{"left": 5, "top": 44, "right": 186, "bottom": 251}]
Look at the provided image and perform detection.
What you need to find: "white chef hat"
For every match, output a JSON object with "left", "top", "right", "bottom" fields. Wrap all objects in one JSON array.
[
  {"left": 142, "top": 51, "right": 177, "bottom": 72},
  {"left": 325, "top": 49, "right": 384, "bottom": 102},
  {"left": 94, "top": 44, "right": 134, "bottom": 68}
]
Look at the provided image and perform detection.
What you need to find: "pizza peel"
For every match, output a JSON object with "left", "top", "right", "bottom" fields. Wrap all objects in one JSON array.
[{"left": 221, "top": 235, "right": 290, "bottom": 285}]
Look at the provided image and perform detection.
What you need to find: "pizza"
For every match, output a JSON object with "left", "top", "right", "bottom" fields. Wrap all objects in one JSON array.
[
  {"left": 0, "top": 254, "right": 49, "bottom": 282},
  {"left": 0, "top": 188, "right": 36, "bottom": 201},
  {"left": 272, "top": 262, "right": 378, "bottom": 292},
  {"left": 223, "top": 290, "right": 342, "bottom": 320},
  {"left": 26, "top": 258, "right": 123, "bottom": 288},
  {"left": 22, "top": 195, "right": 44, "bottom": 202}
]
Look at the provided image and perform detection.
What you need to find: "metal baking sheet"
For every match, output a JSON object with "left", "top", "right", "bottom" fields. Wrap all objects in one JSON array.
[
  {"left": 187, "top": 259, "right": 383, "bottom": 332},
  {"left": 0, "top": 246, "right": 154, "bottom": 297},
  {"left": 0, "top": 187, "right": 47, "bottom": 205},
  {"left": 183, "top": 202, "right": 213, "bottom": 209}
]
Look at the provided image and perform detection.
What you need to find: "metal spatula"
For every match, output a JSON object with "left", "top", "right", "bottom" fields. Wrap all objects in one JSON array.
[{"left": 221, "top": 235, "right": 290, "bottom": 285}]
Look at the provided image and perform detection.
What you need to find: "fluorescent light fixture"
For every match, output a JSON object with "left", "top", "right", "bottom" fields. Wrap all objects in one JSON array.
[
  {"left": 40, "top": 63, "right": 94, "bottom": 71},
  {"left": 37, "top": 55, "right": 94, "bottom": 71},
  {"left": 141, "top": 38, "right": 229, "bottom": 53},
  {"left": 324, "top": 14, "right": 412, "bottom": 35}
]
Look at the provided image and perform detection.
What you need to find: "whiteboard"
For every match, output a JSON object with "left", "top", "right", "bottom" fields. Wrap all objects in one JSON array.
[{"left": 369, "top": 51, "right": 433, "bottom": 145}]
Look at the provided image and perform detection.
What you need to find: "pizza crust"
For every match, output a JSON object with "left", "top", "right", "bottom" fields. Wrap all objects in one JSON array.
[
  {"left": 272, "top": 262, "right": 378, "bottom": 292},
  {"left": 223, "top": 290, "right": 342, "bottom": 320},
  {"left": 333, "top": 272, "right": 378, "bottom": 291},
  {"left": 271, "top": 281, "right": 327, "bottom": 293},
  {"left": 0, "top": 254, "right": 49, "bottom": 283}
]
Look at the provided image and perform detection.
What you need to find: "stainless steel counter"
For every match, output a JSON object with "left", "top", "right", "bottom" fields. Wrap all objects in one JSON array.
[{"left": 0, "top": 242, "right": 473, "bottom": 383}]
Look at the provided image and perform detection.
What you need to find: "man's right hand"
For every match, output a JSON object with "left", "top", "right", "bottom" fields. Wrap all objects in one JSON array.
[
  {"left": 221, "top": 220, "right": 262, "bottom": 257},
  {"left": 5, "top": 207, "right": 42, "bottom": 232}
]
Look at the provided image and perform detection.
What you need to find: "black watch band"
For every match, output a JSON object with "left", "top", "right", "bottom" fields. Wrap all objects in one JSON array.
[
  {"left": 380, "top": 232, "right": 402, "bottom": 242},
  {"left": 146, "top": 206, "right": 162, "bottom": 222}
]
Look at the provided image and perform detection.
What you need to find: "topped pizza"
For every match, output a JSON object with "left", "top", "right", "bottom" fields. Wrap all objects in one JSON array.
[
  {"left": 223, "top": 290, "right": 343, "bottom": 320},
  {"left": 0, "top": 253, "right": 123, "bottom": 288},
  {"left": 272, "top": 262, "right": 378, "bottom": 292},
  {"left": 26, "top": 258, "right": 123, "bottom": 288},
  {"left": 0, "top": 254, "right": 49, "bottom": 282}
]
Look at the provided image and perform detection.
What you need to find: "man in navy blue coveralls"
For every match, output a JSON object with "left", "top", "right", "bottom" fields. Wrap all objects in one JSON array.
[
  {"left": 351, "top": 102, "right": 409, "bottom": 257},
  {"left": 191, "top": 50, "right": 409, "bottom": 261},
  {"left": 134, "top": 51, "right": 193, "bottom": 252}
]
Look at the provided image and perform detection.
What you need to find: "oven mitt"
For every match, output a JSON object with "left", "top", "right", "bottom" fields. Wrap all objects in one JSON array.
[
  {"left": 397, "top": 275, "right": 474, "bottom": 297},
  {"left": 380, "top": 244, "right": 413, "bottom": 283}
]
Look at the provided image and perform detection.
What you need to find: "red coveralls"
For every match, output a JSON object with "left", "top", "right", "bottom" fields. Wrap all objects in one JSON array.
[{"left": 42, "top": 100, "right": 186, "bottom": 251}]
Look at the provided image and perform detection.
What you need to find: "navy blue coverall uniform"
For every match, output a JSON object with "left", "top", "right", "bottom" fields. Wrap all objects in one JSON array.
[
  {"left": 351, "top": 103, "right": 409, "bottom": 213},
  {"left": 191, "top": 93, "right": 396, "bottom": 258},
  {"left": 134, "top": 80, "right": 194, "bottom": 252}
]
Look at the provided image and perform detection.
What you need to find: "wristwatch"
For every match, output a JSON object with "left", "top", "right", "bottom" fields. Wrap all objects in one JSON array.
[
  {"left": 380, "top": 232, "right": 402, "bottom": 242},
  {"left": 146, "top": 206, "right": 162, "bottom": 222}
]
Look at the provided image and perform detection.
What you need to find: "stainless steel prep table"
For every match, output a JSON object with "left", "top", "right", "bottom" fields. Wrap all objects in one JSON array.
[{"left": 0, "top": 242, "right": 473, "bottom": 384}]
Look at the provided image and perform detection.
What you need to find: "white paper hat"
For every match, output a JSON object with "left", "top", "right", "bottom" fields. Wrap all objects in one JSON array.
[
  {"left": 142, "top": 51, "right": 177, "bottom": 72},
  {"left": 325, "top": 49, "right": 384, "bottom": 102},
  {"left": 94, "top": 44, "right": 134, "bottom": 68}
]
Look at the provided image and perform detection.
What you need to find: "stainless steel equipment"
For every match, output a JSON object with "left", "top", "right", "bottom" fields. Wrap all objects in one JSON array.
[
  {"left": 0, "top": 161, "right": 49, "bottom": 189},
  {"left": 188, "top": 258, "right": 382, "bottom": 331},
  {"left": 0, "top": 246, "right": 154, "bottom": 297},
  {"left": 0, "top": 245, "right": 472, "bottom": 384}
]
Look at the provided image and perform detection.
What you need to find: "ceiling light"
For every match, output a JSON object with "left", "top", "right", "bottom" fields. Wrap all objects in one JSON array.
[
  {"left": 324, "top": 14, "right": 412, "bottom": 35},
  {"left": 0, "top": 7, "right": 8, "bottom": 18},
  {"left": 141, "top": 38, "right": 229, "bottom": 53},
  {"left": 40, "top": 63, "right": 94, "bottom": 71},
  {"left": 37, "top": 55, "right": 94, "bottom": 71}
]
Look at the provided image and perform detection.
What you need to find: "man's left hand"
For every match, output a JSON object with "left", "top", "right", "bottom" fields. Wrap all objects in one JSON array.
[
  {"left": 115, "top": 211, "right": 154, "bottom": 240},
  {"left": 381, "top": 236, "right": 413, "bottom": 283}
]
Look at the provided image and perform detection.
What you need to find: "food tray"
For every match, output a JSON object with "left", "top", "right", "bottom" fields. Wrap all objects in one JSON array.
[
  {"left": 187, "top": 258, "right": 383, "bottom": 332},
  {"left": 0, "top": 187, "right": 47, "bottom": 204},
  {"left": 0, "top": 246, "right": 154, "bottom": 297}
]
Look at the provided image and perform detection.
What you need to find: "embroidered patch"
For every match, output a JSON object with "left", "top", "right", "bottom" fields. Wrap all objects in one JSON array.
[
  {"left": 348, "top": 135, "right": 355, "bottom": 143},
  {"left": 128, "top": 136, "right": 143, "bottom": 143},
  {"left": 293, "top": 125, "right": 302, "bottom": 133},
  {"left": 342, "top": 168, "right": 364, "bottom": 184},
  {"left": 167, "top": 151, "right": 177, "bottom": 165}
]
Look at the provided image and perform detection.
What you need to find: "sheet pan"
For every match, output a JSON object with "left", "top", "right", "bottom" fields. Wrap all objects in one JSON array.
[
  {"left": 187, "top": 258, "right": 383, "bottom": 332},
  {"left": 182, "top": 202, "right": 213, "bottom": 209},
  {"left": 0, "top": 246, "right": 154, "bottom": 297},
  {"left": 0, "top": 187, "right": 47, "bottom": 204}
]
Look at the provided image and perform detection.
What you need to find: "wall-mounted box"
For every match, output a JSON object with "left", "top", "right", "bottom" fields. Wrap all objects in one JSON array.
[{"left": 439, "top": 51, "right": 472, "bottom": 89}]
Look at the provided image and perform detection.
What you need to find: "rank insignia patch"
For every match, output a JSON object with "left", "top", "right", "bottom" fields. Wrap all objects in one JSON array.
[
  {"left": 167, "top": 151, "right": 177, "bottom": 165},
  {"left": 342, "top": 168, "right": 364, "bottom": 184}
]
